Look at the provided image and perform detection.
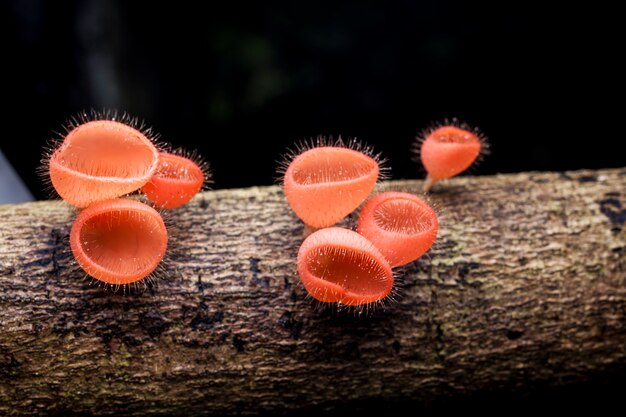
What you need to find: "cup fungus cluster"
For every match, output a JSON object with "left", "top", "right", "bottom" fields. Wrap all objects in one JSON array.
[
  {"left": 41, "top": 114, "right": 485, "bottom": 300},
  {"left": 282, "top": 137, "right": 439, "bottom": 307},
  {"left": 45, "top": 113, "right": 209, "bottom": 287}
]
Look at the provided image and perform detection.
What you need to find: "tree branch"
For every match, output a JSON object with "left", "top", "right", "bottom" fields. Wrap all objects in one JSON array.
[{"left": 1, "top": 168, "right": 625, "bottom": 416}]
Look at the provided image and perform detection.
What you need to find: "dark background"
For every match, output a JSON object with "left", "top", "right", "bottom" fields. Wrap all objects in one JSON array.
[
  {"left": 1, "top": 0, "right": 624, "bottom": 413},
  {"left": 1, "top": 0, "right": 623, "bottom": 200}
]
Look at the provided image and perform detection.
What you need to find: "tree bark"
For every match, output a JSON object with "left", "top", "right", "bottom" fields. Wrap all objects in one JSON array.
[{"left": 1, "top": 168, "right": 625, "bottom": 416}]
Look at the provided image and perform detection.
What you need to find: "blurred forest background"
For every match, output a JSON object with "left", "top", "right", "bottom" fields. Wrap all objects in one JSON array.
[
  {"left": 0, "top": 0, "right": 624, "bottom": 412},
  {"left": 0, "top": 0, "right": 622, "bottom": 201}
]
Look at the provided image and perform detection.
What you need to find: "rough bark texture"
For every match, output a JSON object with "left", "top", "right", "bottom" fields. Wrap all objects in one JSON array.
[{"left": 0, "top": 168, "right": 625, "bottom": 416}]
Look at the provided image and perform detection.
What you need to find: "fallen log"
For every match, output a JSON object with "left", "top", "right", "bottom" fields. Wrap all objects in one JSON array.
[{"left": 0, "top": 168, "right": 625, "bottom": 416}]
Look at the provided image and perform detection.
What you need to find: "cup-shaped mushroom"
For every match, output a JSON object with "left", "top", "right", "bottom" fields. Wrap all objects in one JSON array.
[
  {"left": 357, "top": 192, "right": 438, "bottom": 267},
  {"left": 420, "top": 125, "right": 481, "bottom": 181},
  {"left": 142, "top": 152, "right": 205, "bottom": 208},
  {"left": 49, "top": 120, "right": 159, "bottom": 207},
  {"left": 284, "top": 147, "right": 379, "bottom": 228},
  {"left": 70, "top": 199, "right": 168, "bottom": 285},
  {"left": 297, "top": 227, "right": 393, "bottom": 306}
]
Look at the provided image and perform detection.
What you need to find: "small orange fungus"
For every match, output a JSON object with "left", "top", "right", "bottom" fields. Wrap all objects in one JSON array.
[
  {"left": 283, "top": 146, "right": 379, "bottom": 228},
  {"left": 70, "top": 199, "right": 168, "bottom": 285},
  {"left": 419, "top": 124, "right": 485, "bottom": 191},
  {"left": 297, "top": 227, "right": 393, "bottom": 306},
  {"left": 48, "top": 120, "right": 159, "bottom": 207},
  {"left": 357, "top": 192, "right": 438, "bottom": 267},
  {"left": 142, "top": 152, "right": 205, "bottom": 208}
]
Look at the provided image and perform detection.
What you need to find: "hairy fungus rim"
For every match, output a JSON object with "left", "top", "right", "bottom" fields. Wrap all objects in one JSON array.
[
  {"left": 285, "top": 146, "right": 379, "bottom": 188},
  {"left": 50, "top": 120, "right": 159, "bottom": 184}
]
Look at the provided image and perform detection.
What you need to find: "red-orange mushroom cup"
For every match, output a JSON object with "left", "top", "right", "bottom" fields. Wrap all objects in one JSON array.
[
  {"left": 70, "top": 199, "right": 168, "bottom": 285},
  {"left": 49, "top": 120, "right": 159, "bottom": 207},
  {"left": 297, "top": 227, "right": 393, "bottom": 306},
  {"left": 284, "top": 147, "right": 379, "bottom": 228},
  {"left": 357, "top": 192, "right": 438, "bottom": 267}
]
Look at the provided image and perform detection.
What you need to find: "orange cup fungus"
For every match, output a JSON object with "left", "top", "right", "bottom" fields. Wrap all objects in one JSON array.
[
  {"left": 357, "top": 192, "right": 438, "bottom": 267},
  {"left": 283, "top": 146, "right": 379, "bottom": 228},
  {"left": 418, "top": 123, "right": 486, "bottom": 192},
  {"left": 297, "top": 227, "right": 393, "bottom": 306},
  {"left": 48, "top": 120, "right": 159, "bottom": 207},
  {"left": 142, "top": 152, "right": 205, "bottom": 208},
  {"left": 70, "top": 199, "right": 168, "bottom": 285}
]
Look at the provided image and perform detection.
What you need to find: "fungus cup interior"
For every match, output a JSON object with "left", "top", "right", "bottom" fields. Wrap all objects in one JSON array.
[
  {"left": 142, "top": 152, "right": 204, "bottom": 208},
  {"left": 290, "top": 147, "right": 377, "bottom": 186},
  {"left": 373, "top": 198, "right": 434, "bottom": 234},
  {"left": 154, "top": 153, "right": 203, "bottom": 184},
  {"left": 52, "top": 121, "right": 157, "bottom": 181},
  {"left": 305, "top": 246, "right": 391, "bottom": 303},
  {"left": 429, "top": 126, "right": 479, "bottom": 145},
  {"left": 298, "top": 228, "right": 393, "bottom": 305},
  {"left": 71, "top": 200, "right": 167, "bottom": 285}
]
